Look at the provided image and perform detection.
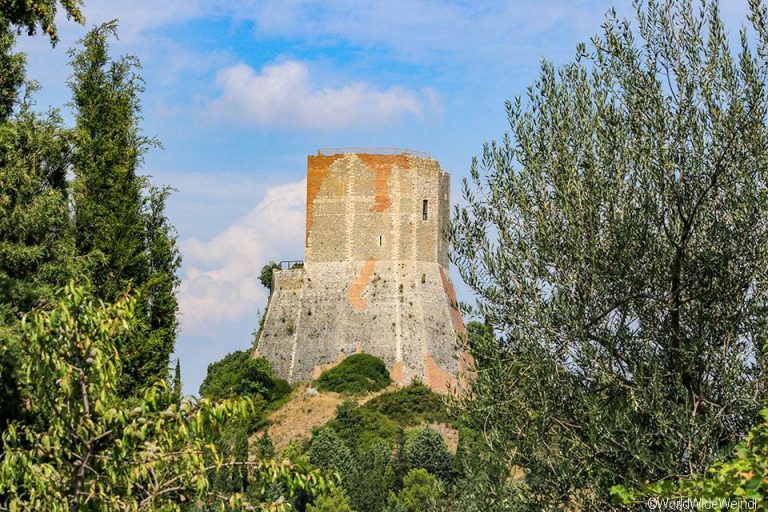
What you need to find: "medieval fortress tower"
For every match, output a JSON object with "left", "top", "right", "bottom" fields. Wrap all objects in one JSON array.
[{"left": 256, "top": 149, "right": 469, "bottom": 392}]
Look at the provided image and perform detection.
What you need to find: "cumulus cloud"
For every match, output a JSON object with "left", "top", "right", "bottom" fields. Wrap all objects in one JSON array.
[
  {"left": 204, "top": 60, "right": 435, "bottom": 129},
  {"left": 178, "top": 179, "right": 306, "bottom": 333}
]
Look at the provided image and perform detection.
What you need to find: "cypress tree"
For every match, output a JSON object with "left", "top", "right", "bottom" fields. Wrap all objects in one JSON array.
[{"left": 68, "top": 21, "right": 180, "bottom": 396}]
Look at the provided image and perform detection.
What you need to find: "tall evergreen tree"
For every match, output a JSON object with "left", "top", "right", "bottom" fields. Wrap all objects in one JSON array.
[{"left": 68, "top": 21, "right": 180, "bottom": 396}]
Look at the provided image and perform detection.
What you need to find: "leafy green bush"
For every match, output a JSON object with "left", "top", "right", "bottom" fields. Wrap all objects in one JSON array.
[
  {"left": 363, "top": 383, "right": 449, "bottom": 425},
  {"left": 199, "top": 350, "right": 290, "bottom": 403},
  {"left": 314, "top": 353, "right": 391, "bottom": 394},
  {"left": 260, "top": 261, "right": 279, "bottom": 290}
]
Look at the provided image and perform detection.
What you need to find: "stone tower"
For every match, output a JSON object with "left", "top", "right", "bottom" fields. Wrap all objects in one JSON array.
[{"left": 255, "top": 149, "right": 470, "bottom": 392}]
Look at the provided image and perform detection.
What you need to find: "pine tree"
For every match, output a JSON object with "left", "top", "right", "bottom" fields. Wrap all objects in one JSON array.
[
  {"left": 308, "top": 427, "right": 355, "bottom": 482},
  {"left": 257, "top": 431, "right": 276, "bottom": 460}
]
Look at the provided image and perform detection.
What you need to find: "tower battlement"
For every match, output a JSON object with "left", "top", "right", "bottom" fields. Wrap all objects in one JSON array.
[{"left": 256, "top": 151, "right": 470, "bottom": 392}]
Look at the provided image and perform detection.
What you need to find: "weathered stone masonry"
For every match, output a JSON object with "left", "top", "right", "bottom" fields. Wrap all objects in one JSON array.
[{"left": 256, "top": 150, "right": 471, "bottom": 392}]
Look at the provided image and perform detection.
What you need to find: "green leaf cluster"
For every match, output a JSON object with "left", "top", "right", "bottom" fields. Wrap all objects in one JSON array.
[
  {"left": 385, "top": 469, "right": 443, "bottom": 512},
  {"left": 307, "top": 486, "right": 357, "bottom": 512},
  {"left": 0, "top": 0, "right": 85, "bottom": 44}
]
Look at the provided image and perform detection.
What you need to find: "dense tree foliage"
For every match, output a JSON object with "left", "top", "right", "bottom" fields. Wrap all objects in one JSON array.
[
  {"left": 450, "top": 0, "right": 768, "bottom": 508},
  {"left": 307, "top": 487, "right": 357, "bottom": 512},
  {"left": 404, "top": 427, "right": 454, "bottom": 484},
  {"left": 614, "top": 406, "right": 768, "bottom": 507},
  {"left": 0, "top": 284, "right": 336, "bottom": 511},
  {"left": 0, "top": 20, "right": 24, "bottom": 119},
  {"left": 199, "top": 350, "right": 290, "bottom": 403},
  {"left": 0, "top": 18, "right": 76, "bottom": 431}
]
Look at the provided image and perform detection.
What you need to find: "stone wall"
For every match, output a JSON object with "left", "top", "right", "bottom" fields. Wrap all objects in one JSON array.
[{"left": 256, "top": 151, "right": 470, "bottom": 393}]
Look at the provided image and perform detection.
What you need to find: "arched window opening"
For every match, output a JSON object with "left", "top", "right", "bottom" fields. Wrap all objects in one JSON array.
[{"left": 422, "top": 199, "right": 429, "bottom": 221}]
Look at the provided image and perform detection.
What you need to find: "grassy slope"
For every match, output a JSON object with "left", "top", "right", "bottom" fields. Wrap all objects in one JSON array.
[{"left": 260, "top": 383, "right": 458, "bottom": 453}]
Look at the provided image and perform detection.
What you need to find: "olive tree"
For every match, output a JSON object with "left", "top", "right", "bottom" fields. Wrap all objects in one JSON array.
[{"left": 450, "top": 0, "right": 768, "bottom": 509}]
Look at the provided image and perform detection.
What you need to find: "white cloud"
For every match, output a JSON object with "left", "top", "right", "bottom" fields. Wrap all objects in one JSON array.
[
  {"left": 178, "top": 179, "right": 306, "bottom": 333},
  {"left": 204, "top": 60, "right": 434, "bottom": 129}
]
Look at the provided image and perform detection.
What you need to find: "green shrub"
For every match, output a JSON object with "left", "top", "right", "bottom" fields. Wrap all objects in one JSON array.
[
  {"left": 363, "top": 383, "right": 449, "bottom": 425},
  {"left": 199, "top": 351, "right": 290, "bottom": 403},
  {"left": 256, "top": 431, "right": 275, "bottom": 460},
  {"left": 280, "top": 439, "right": 310, "bottom": 465},
  {"left": 315, "top": 353, "right": 391, "bottom": 394},
  {"left": 259, "top": 261, "right": 279, "bottom": 290}
]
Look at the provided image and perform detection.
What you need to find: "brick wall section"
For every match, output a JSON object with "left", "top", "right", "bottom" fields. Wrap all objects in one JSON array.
[{"left": 257, "top": 152, "right": 468, "bottom": 393}]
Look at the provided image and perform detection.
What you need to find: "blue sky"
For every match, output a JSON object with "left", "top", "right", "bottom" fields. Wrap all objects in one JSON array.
[{"left": 14, "top": 0, "right": 751, "bottom": 395}]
